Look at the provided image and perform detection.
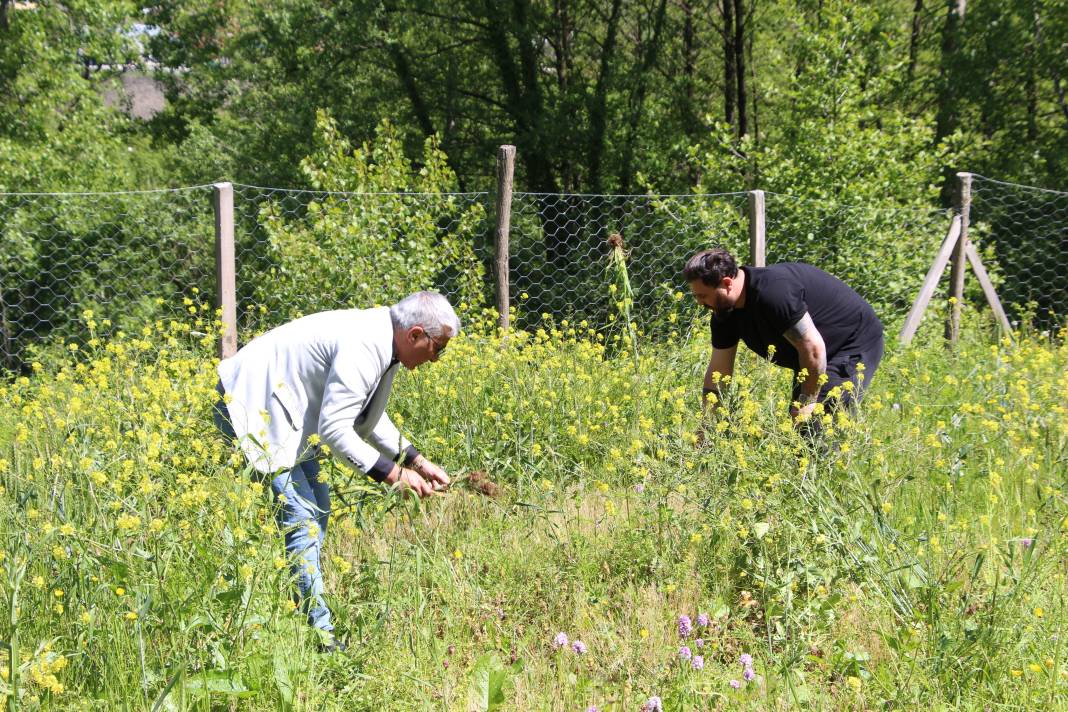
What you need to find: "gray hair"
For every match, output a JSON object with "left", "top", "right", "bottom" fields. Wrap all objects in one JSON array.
[{"left": 389, "top": 291, "right": 461, "bottom": 337}]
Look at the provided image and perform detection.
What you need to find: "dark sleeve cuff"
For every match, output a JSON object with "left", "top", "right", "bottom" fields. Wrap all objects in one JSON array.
[
  {"left": 402, "top": 444, "right": 421, "bottom": 466},
  {"left": 367, "top": 455, "right": 395, "bottom": 483}
]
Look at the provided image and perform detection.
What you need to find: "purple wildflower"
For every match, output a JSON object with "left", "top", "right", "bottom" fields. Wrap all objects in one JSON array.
[
  {"left": 677, "top": 615, "right": 693, "bottom": 638},
  {"left": 694, "top": 638, "right": 705, "bottom": 648},
  {"left": 678, "top": 646, "right": 692, "bottom": 661},
  {"left": 739, "top": 653, "right": 753, "bottom": 667},
  {"left": 641, "top": 696, "right": 663, "bottom": 712},
  {"left": 1021, "top": 537, "right": 1033, "bottom": 548},
  {"left": 729, "top": 679, "right": 741, "bottom": 689},
  {"left": 572, "top": 640, "right": 588, "bottom": 655},
  {"left": 586, "top": 706, "right": 599, "bottom": 712},
  {"left": 696, "top": 612, "right": 710, "bottom": 628},
  {"left": 635, "top": 483, "right": 645, "bottom": 494},
  {"left": 743, "top": 667, "right": 756, "bottom": 681},
  {"left": 691, "top": 655, "right": 705, "bottom": 670},
  {"left": 553, "top": 632, "right": 569, "bottom": 649}
]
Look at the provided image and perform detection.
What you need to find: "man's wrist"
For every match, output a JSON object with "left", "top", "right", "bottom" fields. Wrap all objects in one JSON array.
[{"left": 402, "top": 445, "right": 421, "bottom": 466}]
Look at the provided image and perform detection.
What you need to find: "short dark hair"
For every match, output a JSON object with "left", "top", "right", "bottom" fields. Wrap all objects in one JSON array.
[{"left": 683, "top": 248, "right": 739, "bottom": 286}]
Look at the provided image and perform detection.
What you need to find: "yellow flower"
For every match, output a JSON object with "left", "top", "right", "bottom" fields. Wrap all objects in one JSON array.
[{"left": 126, "top": 611, "right": 138, "bottom": 621}]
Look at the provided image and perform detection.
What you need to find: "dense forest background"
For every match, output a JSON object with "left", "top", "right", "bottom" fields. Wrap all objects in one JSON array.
[{"left": 2, "top": 0, "right": 1066, "bottom": 198}]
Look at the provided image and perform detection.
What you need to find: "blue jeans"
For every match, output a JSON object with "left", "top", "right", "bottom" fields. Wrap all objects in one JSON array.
[{"left": 214, "top": 386, "right": 334, "bottom": 633}]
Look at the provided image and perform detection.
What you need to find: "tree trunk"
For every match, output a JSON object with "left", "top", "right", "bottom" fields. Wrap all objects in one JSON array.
[
  {"left": 587, "top": 0, "right": 623, "bottom": 193},
  {"left": 935, "top": 0, "right": 966, "bottom": 205},
  {"left": 747, "top": 0, "right": 758, "bottom": 149},
  {"left": 1025, "top": 2, "right": 1040, "bottom": 142},
  {"left": 721, "top": 0, "right": 736, "bottom": 128},
  {"left": 618, "top": 0, "right": 668, "bottom": 193},
  {"left": 682, "top": 1, "right": 697, "bottom": 133},
  {"left": 390, "top": 44, "right": 436, "bottom": 139},
  {"left": 444, "top": 54, "right": 463, "bottom": 191},
  {"left": 733, "top": 0, "right": 747, "bottom": 138},
  {"left": 482, "top": 0, "right": 556, "bottom": 194},
  {"left": 0, "top": 0, "right": 10, "bottom": 32},
  {"left": 554, "top": 0, "right": 570, "bottom": 90},
  {"left": 907, "top": 0, "right": 924, "bottom": 86},
  {"left": 935, "top": 0, "right": 966, "bottom": 143}
]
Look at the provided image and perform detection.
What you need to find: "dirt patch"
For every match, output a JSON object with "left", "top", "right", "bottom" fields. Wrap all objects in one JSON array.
[{"left": 463, "top": 470, "right": 502, "bottom": 498}]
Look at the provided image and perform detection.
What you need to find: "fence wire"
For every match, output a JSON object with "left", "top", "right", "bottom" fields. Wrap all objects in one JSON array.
[
  {"left": 230, "top": 185, "right": 491, "bottom": 336},
  {"left": 3, "top": 176, "right": 1065, "bottom": 373},
  {"left": 508, "top": 192, "right": 749, "bottom": 335},
  {"left": 764, "top": 193, "right": 952, "bottom": 320},
  {"left": 969, "top": 176, "right": 1068, "bottom": 329},
  {"left": 0, "top": 186, "right": 215, "bottom": 371}
]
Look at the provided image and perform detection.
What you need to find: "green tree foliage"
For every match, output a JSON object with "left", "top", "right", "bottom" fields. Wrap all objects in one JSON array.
[
  {"left": 663, "top": 2, "right": 960, "bottom": 315},
  {"left": 0, "top": 0, "right": 153, "bottom": 191},
  {"left": 0, "top": 0, "right": 199, "bottom": 370},
  {"left": 253, "top": 112, "right": 486, "bottom": 322}
]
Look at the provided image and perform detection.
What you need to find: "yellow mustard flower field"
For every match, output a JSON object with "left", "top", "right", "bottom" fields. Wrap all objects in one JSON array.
[{"left": 0, "top": 301, "right": 1066, "bottom": 710}]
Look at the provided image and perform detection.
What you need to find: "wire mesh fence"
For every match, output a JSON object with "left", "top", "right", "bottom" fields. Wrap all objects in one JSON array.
[
  {"left": 764, "top": 194, "right": 952, "bottom": 319},
  {"left": 969, "top": 176, "right": 1068, "bottom": 330},
  {"left": 508, "top": 192, "right": 750, "bottom": 335},
  {"left": 2, "top": 173, "right": 1065, "bottom": 373},
  {"left": 229, "top": 184, "right": 492, "bottom": 337},
  {"left": 0, "top": 186, "right": 215, "bottom": 371}
]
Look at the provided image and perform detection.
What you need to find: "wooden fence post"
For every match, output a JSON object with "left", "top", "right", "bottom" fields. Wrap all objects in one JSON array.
[
  {"left": 214, "top": 182, "right": 238, "bottom": 359},
  {"left": 900, "top": 216, "right": 962, "bottom": 345},
  {"left": 945, "top": 172, "right": 971, "bottom": 344},
  {"left": 494, "top": 145, "right": 516, "bottom": 332},
  {"left": 748, "top": 190, "right": 766, "bottom": 267}
]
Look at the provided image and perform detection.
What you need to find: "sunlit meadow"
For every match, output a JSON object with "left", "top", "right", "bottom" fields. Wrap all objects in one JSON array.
[{"left": 0, "top": 294, "right": 1066, "bottom": 710}]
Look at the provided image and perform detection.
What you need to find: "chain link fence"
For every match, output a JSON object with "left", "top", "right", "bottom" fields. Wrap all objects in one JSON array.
[
  {"left": 969, "top": 175, "right": 1068, "bottom": 329},
  {"left": 508, "top": 192, "right": 749, "bottom": 335},
  {"left": 0, "top": 186, "right": 215, "bottom": 371},
  {"left": 229, "top": 185, "right": 491, "bottom": 338},
  {"left": 763, "top": 193, "right": 952, "bottom": 319},
  {"left": 3, "top": 174, "right": 1065, "bottom": 372}
]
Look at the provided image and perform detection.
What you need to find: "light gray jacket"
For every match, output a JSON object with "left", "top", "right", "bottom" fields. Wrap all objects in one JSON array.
[{"left": 217, "top": 307, "right": 411, "bottom": 476}]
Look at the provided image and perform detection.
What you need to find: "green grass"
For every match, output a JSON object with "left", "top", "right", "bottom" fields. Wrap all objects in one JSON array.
[{"left": 0, "top": 305, "right": 1065, "bottom": 710}]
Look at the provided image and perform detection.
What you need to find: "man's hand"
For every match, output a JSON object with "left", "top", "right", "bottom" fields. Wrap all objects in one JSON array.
[
  {"left": 412, "top": 455, "right": 451, "bottom": 490},
  {"left": 385, "top": 466, "right": 435, "bottom": 497},
  {"left": 791, "top": 401, "right": 819, "bottom": 422}
]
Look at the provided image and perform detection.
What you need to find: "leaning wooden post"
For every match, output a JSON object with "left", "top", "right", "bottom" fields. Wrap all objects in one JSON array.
[
  {"left": 964, "top": 241, "right": 1014, "bottom": 338},
  {"left": 214, "top": 182, "right": 238, "bottom": 359},
  {"left": 494, "top": 145, "right": 516, "bottom": 333},
  {"left": 748, "top": 189, "right": 766, "bottom": 267},
  {"left": 945, "top": 172, "right": 971, "bottom": 344},
  {"left": 900, "top": 216, "right": 961, "bottom": 345}
]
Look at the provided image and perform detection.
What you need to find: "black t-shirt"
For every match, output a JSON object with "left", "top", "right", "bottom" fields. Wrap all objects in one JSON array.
[{"left": 710, "top": 263, "right": 883, "bottom": 371}]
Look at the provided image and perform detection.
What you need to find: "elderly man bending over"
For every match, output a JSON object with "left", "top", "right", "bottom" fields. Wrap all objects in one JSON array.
[{"left": 213, "top": 291, "right": 457, "bottom": 651}]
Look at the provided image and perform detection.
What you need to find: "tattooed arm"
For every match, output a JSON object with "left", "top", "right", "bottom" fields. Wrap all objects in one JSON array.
[{"left": 782, "top": 312, "right": 827, "bottom": 418}]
